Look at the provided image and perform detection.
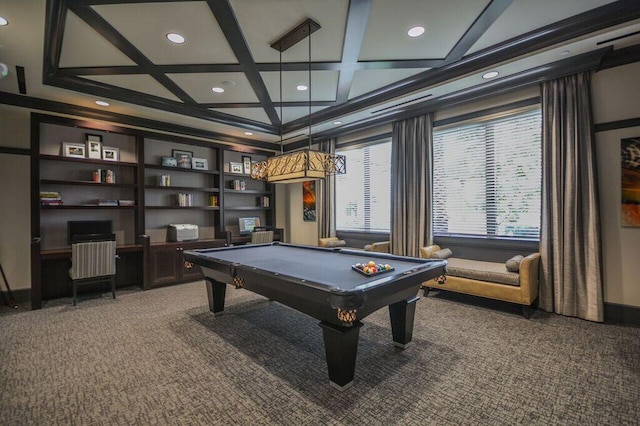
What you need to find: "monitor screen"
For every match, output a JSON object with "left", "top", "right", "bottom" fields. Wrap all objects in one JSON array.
[
  {"left": 67, "top": 220, "right": 113, "bottom": 245},
  {"left": 238, "top": 217, "right": 261, "bottom": 235}
]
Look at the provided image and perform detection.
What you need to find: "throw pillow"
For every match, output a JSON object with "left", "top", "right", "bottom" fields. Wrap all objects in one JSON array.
[
  {"left": 505, "top": 255, "right": 524, "bottom": 272},
  {"left": 431, "top": 248, "right": 453, "bottom": 259},
  {"left": 325, "top": 240, "right": 346, "bottom": 248}
]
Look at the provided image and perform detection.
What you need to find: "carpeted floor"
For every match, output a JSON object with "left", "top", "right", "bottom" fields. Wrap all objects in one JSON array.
[{"left": 1, "top": 282, "right": 639, "bottom": 425}]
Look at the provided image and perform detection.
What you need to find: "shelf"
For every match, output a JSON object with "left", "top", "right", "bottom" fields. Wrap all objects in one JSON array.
[
  {"left": 145, "top": 164, "right": 219, "bottom": 175},
  {"left": 40, "top": 204, "right": 138, "bottom": 209},
  {"left": 41, "top": 179, "right": 137, "bottom": 188},
  {"left": 225, "top": 206, "right": 271, "bottom": 211},
  {"left": 145, "top": 206, "right": 220, "bottom": 210},
  {"left": 146, "top": 185, "right": 219, "bottom": 192},
  {"left": 224, "top": 189, "right": 271, "bottom": 195},
  {"left": 40, "top": 154, "right": 138, "bottom": 168}
]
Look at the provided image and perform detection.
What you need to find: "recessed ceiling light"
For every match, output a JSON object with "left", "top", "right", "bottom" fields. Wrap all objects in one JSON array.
[
  {"left": 166, "top": 32, "right": 186, "bottom": 44},
  {"left": 561, "top": 50, "right": 571, "bottom": 55},
  {"left": 222, "top": 80, "right": 236, "bottom": 87},
  {"left": 407, "top": 26, "right": 425, "bottom": 38},
  {"left": 0, "top": 16, "right": 8, "bottom": 26},
  {"left": 211, "top": 87, "right": 225, "bottom": 93},
  {"left": 95, "top": 100, "right": 110, "bottom": 107},
  {"left": 244, "top": 132, "right": 253, "bottom": 136},
  {"left": 296, "top": 84, "right": 308, "bottom": 91},
  {"left": 333, "top": 121, "right": 343, "bottom": 125},
  {"left": 482, "top": 71, "right": 499, "bottom": 79}
]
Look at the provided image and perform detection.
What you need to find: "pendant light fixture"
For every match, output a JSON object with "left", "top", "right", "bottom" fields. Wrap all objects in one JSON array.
[{"left": 250, "top": 19, "right": 346, "bottom": 183}]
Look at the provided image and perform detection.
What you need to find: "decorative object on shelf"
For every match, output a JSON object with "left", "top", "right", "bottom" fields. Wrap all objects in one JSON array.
[
  {"left": 260, "top": 196, "right": 270, "bottom": 207},
  {"left": 176, "top": 193, "right": 193, "bottom": 207},
  {"left": 98, "top": 199, "right": 118, "bottom": 206},
  {"left": 621, "top": 136, "right": 640, "bottom": 227},
  {"left": 160, "top": 174, "right": 171, "bottom": 187},
  {"left": 172, "top": 149, "right": 193, "bottom": 168},
  {"left": 62, "top": 142, "right": 86, "bottom": 158},
  {"left": 210, "top": 195, "right": 219, "bottom": 207},
  {"left": 302, "top": 180, "right": 316, "bottom": 221},
  {"left": 250, "top": 19, "right": 346, "bottom": 184},
  {"left": 192, "top": 157, "right": 208, "bottom": 170},
  {"left": 161, "top": 156, "right": 177, "bottom": 167},
  {"left": 40, "top": 191, "right": 62, "bottom": 206},
  {"left": 102, "top": 146, "right": 119, "bottom": 161},
  {"left": 118, "top": 200, "right": 135, "bottom": 206},
  {"left": 242, "top": 156, "right": 252, "bottom": 174},
  {"left": 231, "top": 179, "right": 246, "bottom": 190},
  {"left": 86, "top": 134, "right": 102, "bottom": 159},
  {"left": 230, "top": 162, "right": 243, "bottom": 174}
]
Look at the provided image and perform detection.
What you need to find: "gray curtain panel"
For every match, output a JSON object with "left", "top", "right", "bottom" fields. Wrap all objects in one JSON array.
[
  {"left": 317, "top": 138, "right": 336, "bottom": 238},
  {"left": 540, "top": 71, "right": 604, "bottom": 322},
  {"left": 391, "top": 114, "right": 433, "bottom": 257}
]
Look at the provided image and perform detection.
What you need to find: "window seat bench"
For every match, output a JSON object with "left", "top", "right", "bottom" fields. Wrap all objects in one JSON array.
[{"left": 419, "top": 245, "right": 540, "bottom": 318}]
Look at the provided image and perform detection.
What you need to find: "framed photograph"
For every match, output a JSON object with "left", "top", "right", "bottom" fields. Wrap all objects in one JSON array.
[
  {"left": 86, "top": 134, "right": 102, "bottom": 159},
  {"left": 192, "top": 157, "right": 208, "bottom": 170},
  {"left": 102, "top": 146, "right": 119, "bottom": 162},
  {"left": 161, "top": 156, "right": 177, "bottom": 167},
  {"left": 62, "top": 142, "right": 86, "bottom": 159},
  {"left": 242, "top": 155, "right": 252, "bottom": 174},
  {"left": 230, "top": 162, "right": 243, "bottom": 174},
  {"left": 173, "top": 149, "right": 193, "bottom": 169}
]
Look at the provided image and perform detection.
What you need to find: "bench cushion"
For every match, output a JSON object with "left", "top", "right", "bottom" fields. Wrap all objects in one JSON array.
[{"left": 445, "top": 258, "right": 520, "bottom": 287}]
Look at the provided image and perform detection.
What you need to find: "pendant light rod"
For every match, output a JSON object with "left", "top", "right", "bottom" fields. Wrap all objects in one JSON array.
[{"left": 308, "top": 20, "right": 312, "bottom": 150}]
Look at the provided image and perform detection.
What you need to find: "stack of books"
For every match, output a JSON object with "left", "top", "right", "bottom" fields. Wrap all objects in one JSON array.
[
  {"left": 40, "top": 191, "right": 62, "bottom": 206},
  {"left": 177, "top": 193, "right": 192, "bottom": 207},
  {"left": 118, "top": 199, "right": 135, "bottom": 206},
  {"left": 97, "top": 199, "right": 118, "bottom": 206}
]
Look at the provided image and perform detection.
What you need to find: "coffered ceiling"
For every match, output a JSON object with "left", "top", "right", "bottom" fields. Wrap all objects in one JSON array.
[{"left": 1, "top": 0, "right": 639, "bottom": 151}]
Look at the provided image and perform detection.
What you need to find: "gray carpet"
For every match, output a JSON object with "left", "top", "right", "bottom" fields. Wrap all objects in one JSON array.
[{"left": 1, "top": 282, "right": 639, "bottom": 425}]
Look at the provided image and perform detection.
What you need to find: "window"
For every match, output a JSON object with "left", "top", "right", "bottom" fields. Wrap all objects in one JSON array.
[
  {"left": 335, "top": 141, "right": 392, "bottom": 232},
  {"left": 432, "top": 108, "right": 542, "bottom": 239}
]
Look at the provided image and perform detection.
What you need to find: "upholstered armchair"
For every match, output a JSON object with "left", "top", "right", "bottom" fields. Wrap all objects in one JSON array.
[
  {"left": 364, "top": 241, "right": 390, "bottom": 253},
  {"left": 319, "top": 237, "right": 347, "bottom": 248}
]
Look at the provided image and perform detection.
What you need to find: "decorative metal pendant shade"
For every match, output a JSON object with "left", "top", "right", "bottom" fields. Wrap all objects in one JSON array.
[{"left": 250, "top": 19, "right": 346, "bottom": 184}]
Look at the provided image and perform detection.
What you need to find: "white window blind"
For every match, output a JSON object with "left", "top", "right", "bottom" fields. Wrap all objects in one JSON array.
[
  {"left": 336, "top": 141, "right": 392, "bottom": 232},
  {"left": 432, "top": 108, "right": 542, "bottom": 239}
]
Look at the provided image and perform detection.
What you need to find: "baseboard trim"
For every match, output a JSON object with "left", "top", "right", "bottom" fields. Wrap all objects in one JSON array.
[
  {"left": 1, "top": 288, "right": 31, "bottom": 305},
  {"left": 604, "top": 302, "right": 640, "bottom": 326}
]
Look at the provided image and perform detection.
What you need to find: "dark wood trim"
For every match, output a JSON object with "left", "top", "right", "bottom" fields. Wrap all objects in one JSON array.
[
  {"left": 206, "top": 0, "right": 280, "bottom": 127},
  {"left": 30, "top": 238, "right": 41, "bottom": 310},
  {"left": 335, "top": 0, "right": 372, "bottom": 103},
  {"left": 200, "top": 101, "right": 336, "bottom": 108},
  {"left": 30, "top": 115, "right": 40, "bottom": 240},
  {"left": 0, "top": 147, "right": 30, "bottom": 156},
  {"left": 0, "top": 92, "right": 278, "bottom": 152},
  {"left": 68, "top": 4, "right": 196, "bottom": 105},
  {"left": 604, "top": 302, "right": 640, "bottom": 326},
  {"left": 595, "top": 117, "right": 640, "bottom": 133},
  {"left": 444, "top": 0, "right": 514, "bottom": 63},
  {"left": 42, "top": 0, "right": 66, "bottom": 81},
  {"left": 335, "top": 132, "right": 393, "bottom": 150},
  {"left": 598, "top": 44, "right": 640, "bottom": 71}
]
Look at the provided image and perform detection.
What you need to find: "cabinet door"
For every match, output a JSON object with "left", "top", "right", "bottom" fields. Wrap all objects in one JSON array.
[
  {"left": 180, "top": 248, "right": 204, "bottom": 282},
  {"left": 149, "top": 246, "right": 181, "bottom": 287}
]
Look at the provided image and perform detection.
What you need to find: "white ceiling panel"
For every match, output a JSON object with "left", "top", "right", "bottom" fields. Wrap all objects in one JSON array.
[
  {"left": 349, "top": 68, "right": 429, "bottom": 99},
  {"left": 92, "top": 1, "right": 237, "bottom": 65},
  {"left": 231, "top": 0, "right": 348, "bottom": 63},
  {"left": 168, "top": 72, "right": 258, "bottom": 103},
  {"left": 359, "top": 0, "right": 491, "bottom": 61},
  {"left": 211, "top": 107, "right": 271, "bottom": 124},
  {"left": 261, "top": 70, "right": 339, "bottom": 102},
  {"left": 59, "top": 10, "right": 136, "bottom": 68}
]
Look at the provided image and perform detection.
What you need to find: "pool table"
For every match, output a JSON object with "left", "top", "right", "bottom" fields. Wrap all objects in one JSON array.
[{"left": 183, "top": 242, "right": 446, "bottom": 390}]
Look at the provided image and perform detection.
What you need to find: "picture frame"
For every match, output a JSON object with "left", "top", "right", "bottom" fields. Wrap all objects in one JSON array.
[
  {"left": 62, "top": 142, "right": 86, "bottom": 159},
  {"left": 102, "top": 146, "right": 119, "bottom": 162},
  {"left": 242, "top": 155, "right": 252, "bottom": 174},
  {"left": 161, "top": 156, "right": 178, "bottom": 167},
  {"left": 86, "top": 134, "right": 102, "bottom": 159},
  {"left": 192, "top": 157, "right": 208, "bottom": 171},
  {"left": 173, "top": 149, "right": 193, "bottom": 169},
  {"left": 230, "top": 162, "right": 243, "bottom": 174}
]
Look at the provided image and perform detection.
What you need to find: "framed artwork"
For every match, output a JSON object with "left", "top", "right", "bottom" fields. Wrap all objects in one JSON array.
[
  {"left": 102, "top": 146, "right": 119, "bottom": 161},
  {"left": 621, "top": 136, "right": 640, "bottom": 227},
  {"left": 173, "top": 149, "right": 193, "bottom": 169},
  {"left": 192, "top": 157, "right": 208, "bottom": 170},
  {"left": 62, "top": 142, "right": 86, "bottom": 159},
  {"left": 229, "top": 162, "right": 243, "bottom": 173},
  {"left": 242, "top": 155, "right": 252, "bottom": 174},
  {"left": 86, "top": 134, "right": 102, "bottom": 159},
  {"left": 302, "top": 180, "right": 316, "bottom": 222},
  {"left": 161, "top": 156, "right": 177, "bottom": 167}
]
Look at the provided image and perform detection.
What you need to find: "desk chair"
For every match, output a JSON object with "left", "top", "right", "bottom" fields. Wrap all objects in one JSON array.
[
  {"left": 251, "top": 230, "right": 274, "bottom": 244},
  {"left": 69, "top": 234, "right": 117, "bottom": 306}
]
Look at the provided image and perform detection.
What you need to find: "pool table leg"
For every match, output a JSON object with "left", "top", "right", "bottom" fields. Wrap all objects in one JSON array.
[
  {"left": 389, "top": 295, "right": 420, "bottom": 348},
  {"left": 319, "top": 321, "right": 363, "bottom": 391},
  {"left": 205, "top": 278, "right": 226, "bottom": 316}
]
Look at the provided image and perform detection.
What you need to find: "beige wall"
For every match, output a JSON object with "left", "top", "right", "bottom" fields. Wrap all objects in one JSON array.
[
  {"left": 592, "top": 62, "right": 640, "bottom": 307},
  {"left": 0, "top": 105, "right": 31, "bottom": 290}
]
